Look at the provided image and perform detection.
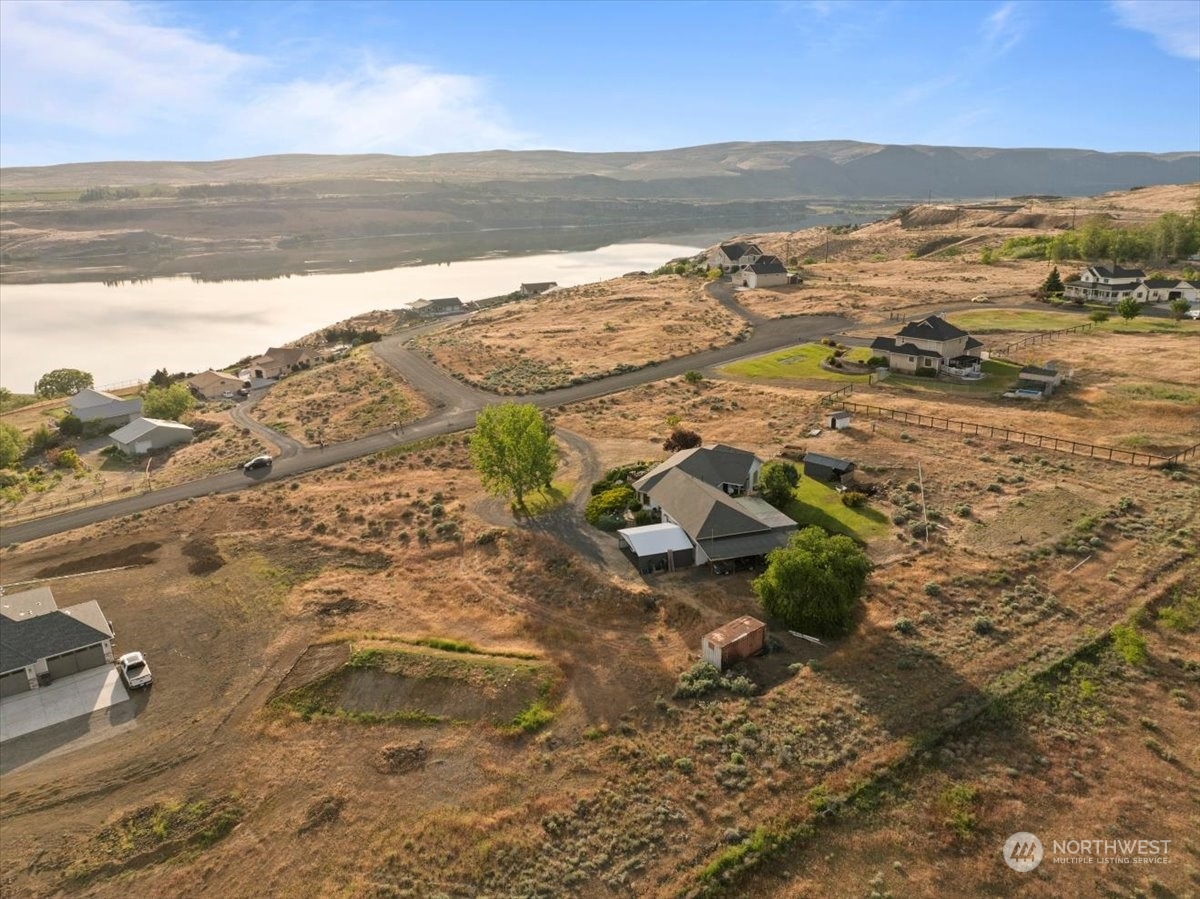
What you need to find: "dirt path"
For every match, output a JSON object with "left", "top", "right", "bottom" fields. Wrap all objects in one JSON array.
[{"left": 229, "top": 390, "right": 304, "bottom": 458}]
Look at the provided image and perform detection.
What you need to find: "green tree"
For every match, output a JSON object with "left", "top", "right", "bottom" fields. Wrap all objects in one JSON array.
[
  {"left": 663, "top": 428, "right": 702, "bottom": 452},
  {"left": 753, "top": 527, "right": 872, "bottom": 637},
  {"left": 34, "top": 368, "right": 94, "bottom": 398},
  {"left": 1115, "top": 297, "right": 1143, "bottom": 321},
  {"left": 0, "top": 422, "right": 25, "bottom": 468},
  {"left": 1168, "top": 298, "right": 1192, "bottom": 321},
  {"left": 1089, "top": 309, "right": 1110, "bottom": 323},
  {"left": 758, "top": 460, "right": 799, "bottom": 508},
  {"left": 58, "top": 413, "right": 84, "bottom": 438},
  {"left": 142, "top": 382, "right": 195, "bottom": 420},
  {"left": 1041, "top": 266, "right": 1064, "bottom": 295},
  {"left": 149, "top": 368, "right": 172, "bottom": 388},
  {"left": 469, "top": 403, "right": 557, "bottom": 512}
]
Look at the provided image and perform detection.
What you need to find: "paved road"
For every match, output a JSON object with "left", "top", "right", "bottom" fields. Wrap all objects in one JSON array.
[
  {"left": 0, "top": 312, "right": 848, "bottom": 547},
  {"left": 229, "top": 389, "right": 305, "bottom": 458}
]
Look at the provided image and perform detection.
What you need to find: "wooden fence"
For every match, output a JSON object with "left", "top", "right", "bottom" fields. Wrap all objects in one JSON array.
[
  {"left": 827, "top": 399, "right": 1174, "bottom": 468},
  {"left": 990, "top": 322, "right": 1095, "bottom": 359}
]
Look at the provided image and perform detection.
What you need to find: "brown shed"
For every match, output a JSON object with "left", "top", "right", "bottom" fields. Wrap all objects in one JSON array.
[{"left": 701, "top": 616, "right": 767, "bottom": 671}]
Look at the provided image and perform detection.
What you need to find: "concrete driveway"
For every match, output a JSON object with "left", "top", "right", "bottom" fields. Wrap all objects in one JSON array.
[{"left": 0, "top": 666, "right": 130, "bottom": 743}]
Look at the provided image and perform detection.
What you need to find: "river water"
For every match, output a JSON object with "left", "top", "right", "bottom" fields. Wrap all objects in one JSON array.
[{"left": 0, "top": 241, "right": 701, "bottom": 393}]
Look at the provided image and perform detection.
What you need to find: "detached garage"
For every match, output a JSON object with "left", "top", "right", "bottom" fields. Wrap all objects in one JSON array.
[
  {"left": 617, "top": 522, "right": 695, "bottom": 573},
  {"left": 0, "top": 588, "right": 115, "bottom": 696},
  {"left": 109, "top": 417, "right": 194, "bottom": 455}
]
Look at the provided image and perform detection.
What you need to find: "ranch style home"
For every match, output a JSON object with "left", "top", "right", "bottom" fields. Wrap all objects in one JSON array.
[
  {"left": 187, "top": 369, "right": 246, "bottom": 400},
  {"left": 869, "top": 314, "right": 983, "bottom": 375},
  {"left": 0, "top": 587, "right": 115, "bottom": 699},
  {"left": 618, "top": 444, "right": 797, "bottom": 572}
]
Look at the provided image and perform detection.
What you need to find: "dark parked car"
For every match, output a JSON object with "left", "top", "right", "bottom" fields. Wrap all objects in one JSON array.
[{"left": 242, "top": 454, "right": 273, "bottom": 471}]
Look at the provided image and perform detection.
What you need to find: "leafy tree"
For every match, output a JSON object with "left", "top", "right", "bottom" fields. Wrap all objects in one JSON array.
[
  {"left": 142, "top": 382, "right": 195, "bottom": 420},
  {"left": 1041, "top": 266, "right": 1064, "bottom": 295},
  {"left": 0, "top": 422, "right": 24, "bottom": 468},
  {"left": 1089, "top": 309, "right": 1110, "bottom": 323},
  {"left": 663, "top": 428, "right": 702, "bottom": 452},
  {"left": 1115, "top": 297, "right": 1143, "bottom": 321},
  {"left": 35, "top": 368, "right": 93, "bottom": 398},
  {"left": 469, "top": 402, "right": 557, "bottom": 512},
  {"left": 57, "top": 414, "right": 84, "bottom": 438},
  {"left": 1168, "top": 298, "right": 1192, "bottom": 321},
  {"left": 753, "top": 526, "right": 872, "bottom": 637},
  {"left": 149, "top": 368, "right": 172, "bottom": 388},
  {"left": 759, "top": 460, "right": 800, "bottom": 508}
]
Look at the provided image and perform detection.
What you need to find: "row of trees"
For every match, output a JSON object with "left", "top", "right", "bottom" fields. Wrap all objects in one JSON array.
[{"left": 1002, "top": 209, "right": 1200, "bottom": 264}]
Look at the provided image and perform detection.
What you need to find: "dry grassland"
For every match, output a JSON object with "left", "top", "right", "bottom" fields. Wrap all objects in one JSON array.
[
  {"left": 1, "top": 376, "right": 1196, "bottom": 898},
  {"left": 411, "top": 274, "right": 748, "bottom": 393},
  {"left": 252, "top": 349, "right": 429, "bottom": 445}
]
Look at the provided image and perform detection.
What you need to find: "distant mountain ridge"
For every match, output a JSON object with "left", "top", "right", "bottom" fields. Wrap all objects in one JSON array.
[{"left": 4, "top": 140, "right": 1197, "bottom": 199}]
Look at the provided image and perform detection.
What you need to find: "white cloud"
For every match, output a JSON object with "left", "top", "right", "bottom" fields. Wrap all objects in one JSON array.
[
  {"left": 0, "top": 0, "right": 525, "bottom": 164},
  {"left": 233, "top": 65, "right": 522, "bottom": 157},
  {"left": 982, "top": 1, "right": 1027, "bottom": 56},
  {"left": 1111, "top": 0, "right": 1200, "bottom": 60}
]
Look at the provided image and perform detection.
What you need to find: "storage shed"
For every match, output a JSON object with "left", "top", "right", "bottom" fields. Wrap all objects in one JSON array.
[
  {"left": 802, "top": 452, "right": 856, "bottom": 483},
  {"left": 826, "top": 411, "right": 851, "bottom": 430},
  {"left": 701, "top": 616, "right": 767, "bottom": 672}
]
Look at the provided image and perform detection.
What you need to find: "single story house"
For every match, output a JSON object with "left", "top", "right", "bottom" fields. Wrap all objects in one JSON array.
[
  {"left": 702, "top": 616, "right": 767, "bottom": 672},
  {"left": 0, "top": 587, "right": 114, "bottom": 698},
  {"left": 739, "top": 255, "right": 789, "bottom": 289},
  {"left": 628, "top": 462, "right": 797, "bottom": 571},
  {"left": 634, "top": 444, "right": 762, "bottom": 502},
  {"left": 707, "top": 241, "right": 763, "bottom": 272},
  {"left": 241, "top": 346, "right": 320, "bottom": 381},
  {"left": 803, "top": 452, "right": 856, "bottom": 483},
  {"left": 1017, "top": 364, "right": 1064, "bottom": 396},
  {"left": 520, "top": 282, "right": 558, "bottom": 296},
  {"left": 826, "top": 410, "right": 852, "bottom": 430},
  {"left": 1132, "top": 279, "right": 1200, "bottom": 306},
  {"left": 1064, "top": 265, "right": 1145, "bottom": 303},
  {"left": 187, "top": 369, "right": 246, "bottom": 400},
  {"left": 409, "top": 297, "right": 464, "bottom": 317},
  {"left": 68, "top": 388, "right": 143, "bottom": 428},
  {"left": 870, "top": 314, "right": 983, "bottom": 375},
  {"left": 109, "top": 417, "right": 194, "bottom": 455}
]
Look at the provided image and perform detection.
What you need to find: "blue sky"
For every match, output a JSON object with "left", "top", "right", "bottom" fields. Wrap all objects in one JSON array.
[{"left": 1, "top": 0, "right": 1197, "bottom": 166}]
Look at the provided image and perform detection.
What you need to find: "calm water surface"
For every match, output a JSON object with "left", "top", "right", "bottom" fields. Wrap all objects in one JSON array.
[{"left": 0, "top": 241, "right": 700, "bottom": 393}]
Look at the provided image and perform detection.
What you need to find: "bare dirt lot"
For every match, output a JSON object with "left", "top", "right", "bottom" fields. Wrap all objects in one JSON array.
[
  {"left": 251, "top": 349, "right": 429, "bottom": 445},
  {"left": 411, "top": 274, "right": 749, "bottom": 393}
]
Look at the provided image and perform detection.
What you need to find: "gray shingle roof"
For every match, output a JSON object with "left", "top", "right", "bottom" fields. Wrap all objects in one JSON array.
[
  {"left": 747, "top": 255, "right": 787, "bottom": 275},
  {"left": 869, "top": 337, "right": 942, "bottom": 359},
  {"left": 634, "top": 444, "right": 759, "bottom": 495},
  {"left": 895, "top": 315, "right": 969, "bottom": 343},
  {"left": 0, "top": 613, "right": 110, "bottom": 674}
]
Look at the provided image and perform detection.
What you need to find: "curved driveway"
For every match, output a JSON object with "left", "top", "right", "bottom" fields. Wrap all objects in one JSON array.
[{"left": 1, "top": 311, "right": 848, "bottom": 547}]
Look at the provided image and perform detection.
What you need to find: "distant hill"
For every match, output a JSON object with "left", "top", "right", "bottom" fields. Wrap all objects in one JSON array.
[{"left": 3, "top": 141, "right": 1198, "bottom": 199}]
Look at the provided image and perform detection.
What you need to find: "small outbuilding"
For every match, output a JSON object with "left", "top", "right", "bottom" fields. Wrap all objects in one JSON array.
[
  {"left": 68, "top": 388, "right": 143, "bottom": 428},
  {"left": 109, "top": 417, "right": 194, "bottom": 455},
  {"left": 701, "top": 616, "right": 767, "bottom": 672},
  {"left": 826, "top": 410, "right": 852, "bottom": 430},
  {"left": 520, "top": 282, "right": 558, "bottom": 296},
  {"left": 802, "top": 452, "right": 856, "bottom": 483}
]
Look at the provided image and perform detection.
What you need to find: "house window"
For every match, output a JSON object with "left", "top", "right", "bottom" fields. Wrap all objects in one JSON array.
[{"left": 908, "top": 356, "right": 915, "bottom": 362}]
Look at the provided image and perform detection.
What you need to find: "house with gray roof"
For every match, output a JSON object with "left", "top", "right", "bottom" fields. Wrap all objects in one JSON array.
[
  {"left": 68, "top": 388, "right": 143, "bottom": 428},
  {"left": 870, "top": 314, "right": 983, "bottom": 375},
  {"left": 739, "top": 255, "right": 789, "bottom": 289},
  {"left": 707, "top": 241, "right": 763, "bottom": 272},
  {"left": 0, "top": 587, "right": 115, "bottom": 698},
  {"left": 622, "top": 445, "right": 796, "bottom": 571},
  {"left": 109, "top": 417, "right": 194, "bottom": 455}
]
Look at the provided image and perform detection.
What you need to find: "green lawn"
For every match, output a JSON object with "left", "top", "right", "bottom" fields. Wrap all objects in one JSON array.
[
  {"left": 783, "top": 477, "right": 891, "bottom": 543},
  {"left": 721, "top": 343, "right": 874, "bottom": 382},
  {"left": 948, "top": 309, "right": 1197, "bottom": 335},
  {"left": 883, "top": 359, "right": 1021, "bottom": 394},
  {"left": 521, "top": 480, "right": 573, "bottom": 516}
]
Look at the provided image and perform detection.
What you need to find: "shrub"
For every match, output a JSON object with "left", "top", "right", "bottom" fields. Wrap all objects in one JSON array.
[
  {"left": 923, "top": 582, "right": 941, "bottom": 597},
  {"left": 55, "top": 448, "right": 83, "bottom": 470},
  {"left": 972, "top": 616, "right": 994, "bottom": 635},
  {"left": 683, "top": 370, "right": 704, "bottom": 385},
  {"left": 1111, "top": 623, "right": 1147, "bottom": 665},
  {"left": 840, "top": 490, "right": 867, "bottom": 508},
  {"left": 57, "top": 414, "right": 84, "bottom": 438},
  {"left": 585, "top": 485, "right": 635, "bottom": 526},
  {"left": 893, "top": 617, "right": 915, "bottom": 635},
  {"left": 663, "top": 428, "right": 702, "bottom": 452}
]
